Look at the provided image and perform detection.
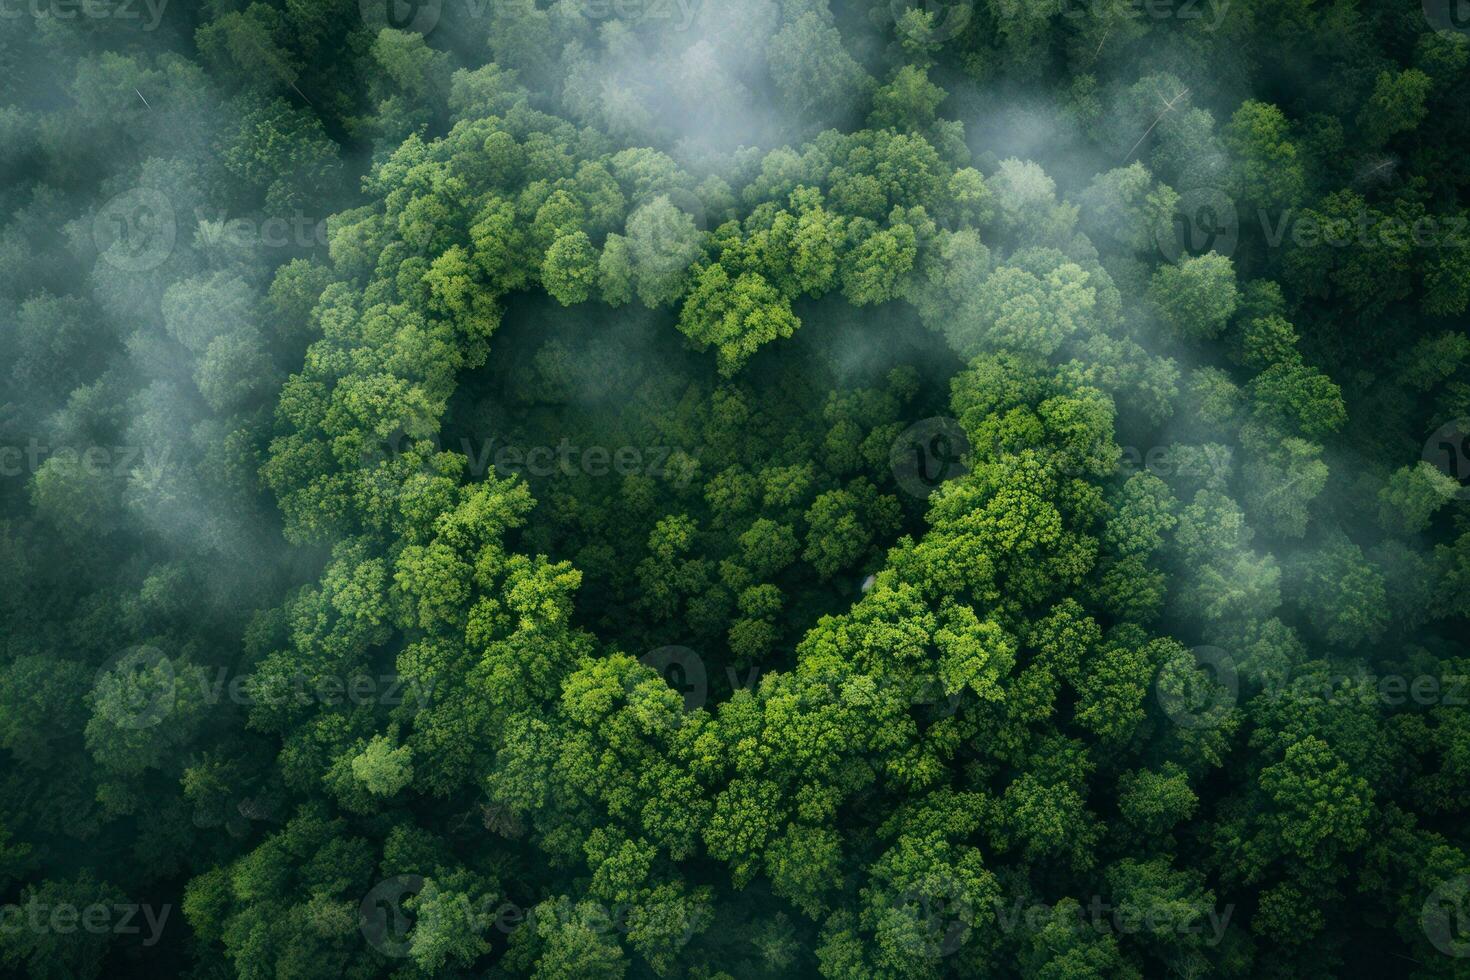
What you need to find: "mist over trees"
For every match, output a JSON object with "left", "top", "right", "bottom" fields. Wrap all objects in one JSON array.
[{"left": 2, "top": 0, "right": 1470, "bottom": 977}]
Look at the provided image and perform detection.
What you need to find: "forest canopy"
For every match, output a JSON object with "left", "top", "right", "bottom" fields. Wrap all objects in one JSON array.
[{"left": 3, "top": 1, "right": 1470, "bottom": 977}]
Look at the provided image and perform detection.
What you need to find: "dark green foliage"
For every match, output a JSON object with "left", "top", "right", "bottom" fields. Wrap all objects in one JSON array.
[{"left": 1, "top": 2, "right": 1467, "bottom": 978}]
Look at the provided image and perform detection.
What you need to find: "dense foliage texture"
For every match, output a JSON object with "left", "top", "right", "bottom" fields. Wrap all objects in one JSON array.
[{"left": 3, "top": 1, "right": 1470, "bottom": 977}]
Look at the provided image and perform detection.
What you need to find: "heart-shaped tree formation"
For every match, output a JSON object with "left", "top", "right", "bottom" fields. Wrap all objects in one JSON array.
[
  {"left": 9, "top": 4, "right": 1470, "bottom": 978},
  {"left": 192, "top": 61, "right": 1367, "bottom": 977}
]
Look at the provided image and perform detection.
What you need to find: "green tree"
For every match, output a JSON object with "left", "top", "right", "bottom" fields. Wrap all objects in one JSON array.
[
  {"left": 677, "top": 267, "right": 800, "bottom": 376},
  {"left": 1357, "top": 69, "right": 1432, "bottom": 147},
  {"left": 542, "top": 231, "right": 598, "bottom": 305},
  {"left": 766, "top": 11, "right": 874, "bottom": 122},
  {"left": 1149, "top": 252, "right": 1239, "bottom": 341},
  {"left": 1378, "top": 461, "right": 1458, "bottom": 535},
  {"left": 1223, "top": 100, "right": 1305, "bottom": 212}
]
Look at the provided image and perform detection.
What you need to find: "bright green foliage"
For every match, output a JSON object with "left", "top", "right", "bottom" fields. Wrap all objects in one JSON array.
[
  {"left": 1241, "top": 437, "right": 1327, "bottom": 538},
  {"left": 624, "top": 196, "right": 704, "bottom": 308},
  {"left": 842, "top": 221, "right": 918, "bottom": 305},
  {"left": 1357, "top": 69, "right": 1432, "bottom": 147},
  {"left": 350, "top": 733, "right": 414, "bottom": 796},
  {"left": 678, "top": 267, "right": 800, "bottom": 376},
  {"left": 1149, "top": 252, "right": 1239, "bottom": 341},
  {"left": 1247, "top": 360, "right": 1347, "bottom": 439},
  {"left": 3, "top": 5, "right": 1467, "bottom": 978},
  {"left": 944, "top": 261, "right": 1096, "bottom": 359},
  {"left": 1078, "top": 163, "right": 1178, "bottom": 253},
  {"left": 1239, "top": 315, "right": 1299, "bottom": 370},
  {"left": 868, "top": 65, "right": 947, "bottom": 133},
  {"left": 1289, "top": 533, "right": 1390, "bottom": 647},
  {"left": 542, "top": 231, "right": 598, "bottom": 305},
  {"left": 1118, "top": 765, "right": 1198, "bottom": 835},
  {"left": 1378, "top": 461, "right": 1459, "bottom": 535},
  {"left": 1223, "top": 101, "right": 1305, "bottom": 212}
]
